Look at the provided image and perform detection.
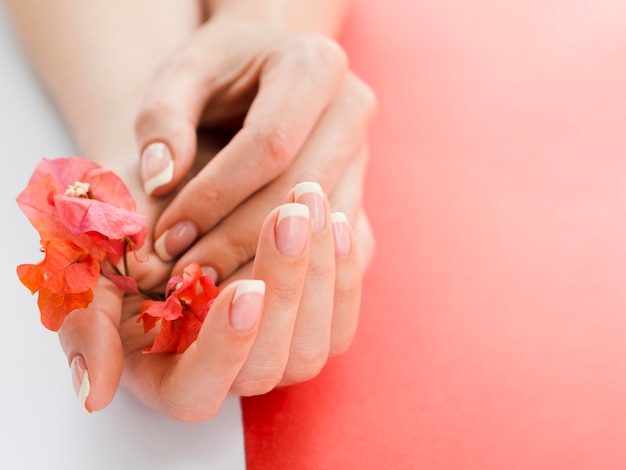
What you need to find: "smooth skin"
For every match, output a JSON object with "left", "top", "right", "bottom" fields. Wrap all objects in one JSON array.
[{"left": 6, "top": 0, "right": 375, "bottom": 420}]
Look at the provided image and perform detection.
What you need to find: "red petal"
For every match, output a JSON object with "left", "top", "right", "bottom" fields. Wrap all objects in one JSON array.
[
  {"left": 143, "top": 318, "right": 183, "bottom": 354},
  {"left": 17, "top": 263, "right": 44, "bottom": 294},
  {"left": 41, "top": 238, "right": 101, "bottom": 294},
  {"left": 176, "top": 312, "right": 204, "bottom": 353},
  {"left": 38, "top": 288, "right": 93, "bottom": 331},
  {"left": 139, "top": 297, "right": 183, "bottom": 322}
]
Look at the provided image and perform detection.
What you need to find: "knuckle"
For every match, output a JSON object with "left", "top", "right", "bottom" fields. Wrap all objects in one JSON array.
[
  {"left": 186, "top": 182, "right": 225, "bottom": 218},
  {"left": 309, "top": 35, "right": 348, "bottom": 70},
  {"left": 134, "top": 100, "right": 171, "bottom": 135},
  {"left": 233, "top": 368, "right": 284, "bottom": 396},
  {"left": 334, "top": 272, "right": 362, "bottom": 303},
  {"left": 329, "top": 333, "right": 356, "bottom": 359},
  {"left": 252, "top": 123, "right": 297, "bottom": 169},
  {"left": 170, "top": 405, "right": 220, "bottom": 424},
  {"left": 347, "top": 76, "right": 379, "bottom": 120},
  {"left": 218, "top": 224, "right": 258, "bottom": 276},
  {"left": 159, "top": 391, "right": 222, "bottom": 424},
  {"left": 279, "top": 34, "right": 347, "bottom": 74},
  {"left": 282, "top": 350, "right": 328, "bottom": 385}
]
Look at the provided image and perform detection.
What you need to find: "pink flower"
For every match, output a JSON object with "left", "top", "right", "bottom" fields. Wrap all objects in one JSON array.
[{"left": 16, "top": 157, "right": 147, "bottom": 260}]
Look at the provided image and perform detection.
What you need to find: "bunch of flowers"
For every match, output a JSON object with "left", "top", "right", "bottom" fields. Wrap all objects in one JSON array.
[{"left": 16, "top": 157, "right": 218, "bottom": 353}]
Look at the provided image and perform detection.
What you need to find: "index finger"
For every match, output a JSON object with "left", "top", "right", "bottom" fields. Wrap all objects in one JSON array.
[{"left": 152, "top": 36, "right": 348, "bottom": 262}]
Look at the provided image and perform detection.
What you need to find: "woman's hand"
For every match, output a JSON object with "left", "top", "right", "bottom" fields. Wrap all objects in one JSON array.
[
  {"left": 58, "top": 182, "right": 366, "bottom": 423},
  {"left": 136, "top": 16, "right": 377, "bottom": 283}
]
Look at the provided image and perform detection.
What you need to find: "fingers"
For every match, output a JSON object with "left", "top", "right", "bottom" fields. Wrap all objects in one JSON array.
[
  {"left": 147, "top": 34, "right": 350, "bottom": 263},
  {"left": 116, "top": 185, "right": 364, "bottom": 421},
  {"left": 328, "top": 212, "right": 363, "bottom": 357},
  {"left": 119, "top": 199, "right": 314, "bottom": 422},
  {"left": 57, "top": 280, "right": 124, "bottom": 413},
  {"left": 231, "top": 202, "right": 313, "bottom": 395},
  {"left": 135, "top": 36, "right": 218, "bottom": 197},
  {"left": 279, "top": 183, "right": 335, "bottom": 385},
  {"left": 121, "top": 280, "right": 266, "bottom": 423},
  {"left": 169, "top": 74, "right": 376, "bottom": 280}
]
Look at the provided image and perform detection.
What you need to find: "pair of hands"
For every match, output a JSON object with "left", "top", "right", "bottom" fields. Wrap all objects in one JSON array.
[{"left": 58, "top": 16, "right": 376, "bottom": 422}]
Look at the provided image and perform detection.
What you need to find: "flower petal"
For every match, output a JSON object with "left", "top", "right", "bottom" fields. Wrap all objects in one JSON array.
[
  {"left": 54, "top": 195, "right": 147, "bottom": 241},
  {"left": 41, "top": 238, "right": 101, "bottom": 294},
  {"left": 38, "top": 288, "right": 93, "bottom": 331}
]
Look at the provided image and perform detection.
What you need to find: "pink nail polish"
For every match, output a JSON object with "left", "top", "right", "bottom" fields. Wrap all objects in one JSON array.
[
  {"left": 154, "top": 220, "right": 199, "bottom": 261},
  {"left": 275, "top": 204, "right": 310, "bottom": 257},
  {"left": 141, "top": 142, "right": 174, "bottom": 195},
  {"left": 331, "top": 212, "right": 351, "bottom": 257},
  {"left": 230, "top": 280, "right": 265, "bottom": 332},
  {"left": 70, "top": 355, "right": 92, "bottom": 414},
  {"left": 294, "top": 182, "right": 326, "bottom": 233}
]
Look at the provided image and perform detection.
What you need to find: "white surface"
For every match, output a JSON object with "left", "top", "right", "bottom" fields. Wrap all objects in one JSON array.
[{"left": 0, "top": 6, "right": 246, "bottom": 469}]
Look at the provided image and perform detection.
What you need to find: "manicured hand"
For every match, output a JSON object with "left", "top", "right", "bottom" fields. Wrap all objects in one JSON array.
[
  {"left": 58, "top": 183, "right": 366, "bottom": 423},
  {"left": 135, "top": 16, "right": 377, "bottom": 283}
]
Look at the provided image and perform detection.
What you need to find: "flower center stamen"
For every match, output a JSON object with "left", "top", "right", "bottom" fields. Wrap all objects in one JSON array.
[{"left": 65, "top": 181, "right": 91, "bottom": 198}]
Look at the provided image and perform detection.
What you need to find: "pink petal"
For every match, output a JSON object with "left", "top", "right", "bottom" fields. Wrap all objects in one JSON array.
[{"left": 54, "top": 196, "right": 147, "bottom": 240}]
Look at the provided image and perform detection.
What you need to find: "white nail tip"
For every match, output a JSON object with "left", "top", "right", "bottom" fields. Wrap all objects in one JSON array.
[
  {"left": 153, "top": 232, "right": 173, "bottom": 262},
  {"left": 143, "top": 160, "right": 174, "bottom": 195},
  {"left": 294, "top": 182, "right": 323, "bottom": 199},
  {"left": 233, "top": 280, "right": 266, "bottom": 303},
  {"left": 78, "top": 369, "right": 91, "bottom": 414},
  {"left": 277, "top": 203, "right": 310, "bottom": 224},
  {"left": 331, "top": 212, "right": 348, "bottom": 224}
]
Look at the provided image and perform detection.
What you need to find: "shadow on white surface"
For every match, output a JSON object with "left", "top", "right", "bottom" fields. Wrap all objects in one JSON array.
[{"left": 0, "top": 6, "right": 245, "bottom": 469}]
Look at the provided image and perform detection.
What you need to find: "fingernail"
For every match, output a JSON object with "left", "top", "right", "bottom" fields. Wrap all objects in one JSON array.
[
  {"left": 294, "top": 182, "right": 326, "bottom": 233},
  {"left": 331, "top": 212, "right": 351, "bottom": 257},
  {"left": 154, "top": 220, "right": 199, "bottom": 262},
  {"left": 275, "top": 203, "right": 310, "bottom": 257},
  {"left": 70, "top": 355, "right": 92, "bottom": 414},
  {"left": 200, "top": 266, "right": 219, "bottom": 283},
  {"left": 231, "top": 280, "right": 265, "bottom": 332},
  {"left": 141, "top": 142, "right": 174, "bottom": 195}
]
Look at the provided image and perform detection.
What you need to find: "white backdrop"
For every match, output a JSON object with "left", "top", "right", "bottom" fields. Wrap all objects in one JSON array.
[{"left": 0, "top": 5, "right": 246, "bottom": 469}]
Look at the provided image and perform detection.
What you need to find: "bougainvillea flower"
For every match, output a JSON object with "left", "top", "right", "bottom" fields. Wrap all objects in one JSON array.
[
  {"left": 17, "top": 236, "right": 103, "bottom": 331},
  {"left": 17, "top": 237, "right": 102, "bottom": 295},
  {"left": 138, "top": 263, "right": 220, "bottom": 354},
  {"left": 16, "top": 157, "right": 146, "bottom": 250},
  {"left": 36, "top": 287, "right": 94, "bottom": 331}
]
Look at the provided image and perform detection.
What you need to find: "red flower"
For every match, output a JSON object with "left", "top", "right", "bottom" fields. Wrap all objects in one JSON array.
[
  {"left": 138, "top": 263, "right": 220, "bottom": 354},
  {"left": 17, "top": 237, "right": 102, "bottom": 330}
]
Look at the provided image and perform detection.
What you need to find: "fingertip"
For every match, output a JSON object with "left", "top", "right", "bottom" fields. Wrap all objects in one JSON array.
[
  {"left": 59, "top": 308, "right": 124, "bottom": 413},
  {"left": 141, "top": 142, "right": 174, "bottom": 196},
  {"left": 135, "top": 107, "right": 197, "bottom": 197},
  {"left": 230, "top": 280, "right": 265, "bottom": 333}
]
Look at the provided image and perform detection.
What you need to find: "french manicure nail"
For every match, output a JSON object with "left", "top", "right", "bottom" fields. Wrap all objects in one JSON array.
[
  {"left": 200, "top": 266, "right": 219, "bottom": 283},
  {"left": 154, "top": 220, "right": 199, "bottom": 262},
  {"left": 294, "top": 182, "right": 326, "bottom": 233},
  {"left": 231, "top": 280, "right": 265, "bottom": 332},
  {"left": 70, "top": 355, "right": 91, "bottom": 414},
  {"left": 141, "top": 142, "right": 174, "bottom": 195},
  {"left": 275, "top": 203, "right": 310, "bottom": 257},
  {"left": 331, "top": 212, "right": 351, "bottom": 257}
]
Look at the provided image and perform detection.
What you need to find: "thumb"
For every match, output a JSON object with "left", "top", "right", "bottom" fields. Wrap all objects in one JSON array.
[
  {"left": 57, "top": 282, "right": 124, "bottom": 413},
  {"left": 135, "top": 44, "right": 219, "bottom": 197}
]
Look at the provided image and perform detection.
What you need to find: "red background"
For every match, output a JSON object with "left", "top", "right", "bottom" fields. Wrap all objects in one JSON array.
[{"left": 243, "top": 1, "right": 626, "bottom": 468}]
